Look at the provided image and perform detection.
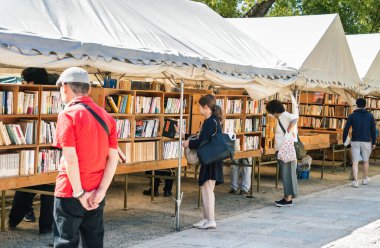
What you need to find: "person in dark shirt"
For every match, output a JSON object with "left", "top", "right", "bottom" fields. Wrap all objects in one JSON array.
[
  {"left": 182, "top": 94, "right": 223, "bottom": 229},
  {"left": 8, "top": 67, "right": 55, "bottom": 234},
  {"left": 343, "top": 98, "right": 376, "bottom": 188}
]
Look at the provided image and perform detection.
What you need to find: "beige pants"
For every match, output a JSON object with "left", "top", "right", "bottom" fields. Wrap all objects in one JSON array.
[{"left": 201, "top": 180, "right": 216, "bottom": 221}]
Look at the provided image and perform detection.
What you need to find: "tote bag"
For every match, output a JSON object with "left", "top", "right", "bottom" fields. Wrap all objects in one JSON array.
[
  {"left": 278, "top": 120, "right": 306, "bottom": 160},
  {"left": 278, "top": 132, "right": 297, "bottom": 163}
]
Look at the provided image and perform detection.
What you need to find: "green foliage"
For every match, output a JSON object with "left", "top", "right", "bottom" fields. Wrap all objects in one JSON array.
[
  {"left": 267, "top": 0, "right": 380, "bottom": 34},
  {"left": 193, "top": 0, "right": 243, "bottom": 17}
]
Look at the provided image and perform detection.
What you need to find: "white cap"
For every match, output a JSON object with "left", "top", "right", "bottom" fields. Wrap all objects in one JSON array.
[{"left": 56, "top": 67, "right": 90, "bottom": 85}]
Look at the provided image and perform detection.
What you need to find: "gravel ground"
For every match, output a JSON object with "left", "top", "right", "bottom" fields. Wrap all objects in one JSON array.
[{"left": 2, "top": 161, "right": 380, "bottom": 248}]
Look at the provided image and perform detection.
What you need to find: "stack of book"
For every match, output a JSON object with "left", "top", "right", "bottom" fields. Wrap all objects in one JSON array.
[
  {"left": 325, "top": 118, "right": 346, "bottom": 129},
  {"left": 325, "top": 94, "right": 348, "bottom": 105},
  {"left": 135, "top": 96, "right": 161, "bottom": 114},
  {"left": 40, "top": 121, "right": 56, "bottom": 144},
  {"left": 0, "top": 121, "right": 35, "bottom": 145},
  {"left": 216, "top": 98, "right": 225, "bottom": 109},
  {"left": 0, "top": 153, "right": 20, "bottom": 177},
  {"left": 299, "top": 117, "right": 323, "bottom": 128},
  {"left": 369, "top": 99, "right": 380, "bottom": 109},
  {"left": 163, "top": 141, "right": 183, "bottom": 160},
  {"left": 245, "top": 118, "right": 261, "bottom": 132},
  {"left": 226, "top": 99, "right": 242, "bottom": 114},
  {"left": 41, "top": 91, "right": 63, "bottom": 114},
  {"left": 135, "top": 119, "right": 159, "bottom": 138},
  {"left": 224, "top": 119, "right": 242, "bottom": 133},
  {"left": 17, "top": 91, "right": 39, "bottom": 114},
  {"left": 134, "top": 141, "right": 158, "bottom": 162},
  {"left": 105, "top": 95, "right": 134, "bottom": 114},
  {"left": 164, "top": 98, "right": 186, "bottom": 114},
  {"left": 19, "top": 150, "right": 35, "bottom": 175},
  {"left": 116, "top": 119, "right": 131, "bottom": 139},
  {"left": 117, "top": 143, "right": 132, "bottom": 164},
  {"left": 244, "top": 136, "right": 260, "bottom": 151},
  {"left": 325, "top": 106, "right": 351, "bottom": 117},
  {"left": 0, "top": 91, "right": 13, "bottom": 114},
  {"left": 38, "top": 149, "right": 61, "bottom": 173},
  {"left": 246, "top": 100, "right": 264, "bottom": 114},
  {"left": 300, "top": 105, "right": 323, "bottom": 115}
]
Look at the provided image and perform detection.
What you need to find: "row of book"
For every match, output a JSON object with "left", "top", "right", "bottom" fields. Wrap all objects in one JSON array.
[
  {"left": 0, "top": 121, "right": 35, "bottom": 146},
  {"left": 298, "top": 117, "right": 323, "bottom": 128},
  {"left": 216, "top": 99, "right": 224, "bottom": 109},
  {"left": 372, "top": 110, "right": 380, "bottom": 120},
  {"left": 106, "top": 95, "right": 134, "bottom": 114},
  {"left": 163, "top": 141, "right": 184, "bottom": 160},
  {"left": 40, "top": 121, "right": 56, "bottom": 144},
  {"left": 246, "top": 100, "right": 264, "bottom": 114},
  {"left": 41, "top": 91, "right": 64, "bottom": 114},
  {"left": 245, "top": 118, "right": 261, "bottom": 132},
  {"left": 135, "top": 119, "right": 159, "bottom": 138},
  {"left": 164, "top": 98, "right": 186, "bottom": 114},
  {"left": 325, "top": 118, "right": 346, "bottom": 129},
  {"left": 367, "top": 98, "right": 380, "bottom": 109},
  {"left": 224, "top": 119, "right": 242, "bottom": 134},
  {"left": 135, "top": 96, "right": 161, "bottom": 114},
  {"left": 226, "top": 99, "right": 242, "bottom": 114},
  {"left": 244, "top": 136, "right": 260, "bottom": 151},
  {"left": 116, "top": 119, "right": 131, "bottom": 139},
  {"left": 324, "top": 106, "right": 350, "bottom": 117},
  {"left": 0, "top": 91, "right": 13, "bottom": 114},
  {"left": 134, "top": 141, "right": 159, "bottom": 162},
  {"left": 0, "top": 152, "right": 23, "bottom": 177},
  {"left": 324, "top": 94, "right": 348, "bottom": 105},
  {"left": 17, "top": 91, "right": 38, "bottom": 114},
  {"left": 37, "top": 149, "right": 61, "bottom": 173},
  {"left": 299, "top": 104, "right": 323, "bottom": 115}
]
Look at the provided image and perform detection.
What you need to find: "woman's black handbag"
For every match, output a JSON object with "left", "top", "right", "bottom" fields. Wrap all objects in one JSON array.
[{"left": 197, "top": 120, "right": 236, "bottom": 165}]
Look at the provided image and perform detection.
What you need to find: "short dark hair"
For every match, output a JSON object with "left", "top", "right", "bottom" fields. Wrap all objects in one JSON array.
[
  {"left": 266, "top": 100, "right": 285, "bottom": 115},
  {"left": 21, "top": 67, "right": 48, "bottom": 85},
  {"left": 356, "top": 98, "right": 366, "bottom": 108},
  {"left": 67, "top": 82, "right": 90, "bottom": 95}
]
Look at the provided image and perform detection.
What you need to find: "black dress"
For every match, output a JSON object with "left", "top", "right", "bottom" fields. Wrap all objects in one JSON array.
[{"left": 189, "top": 114, "right": 224, "bottom": 186}]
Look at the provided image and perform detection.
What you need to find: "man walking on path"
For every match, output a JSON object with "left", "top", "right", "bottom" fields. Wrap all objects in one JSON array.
[
  {"left": 343, "top": 98, "right": 376, "bottom": 188},
  {"left": 53, "top": 67, "right": 118, "bottom": 248}
]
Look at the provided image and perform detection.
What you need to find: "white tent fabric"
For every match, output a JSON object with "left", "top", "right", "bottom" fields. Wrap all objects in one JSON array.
[
  {"left": 347, "top": 34, "right": 380, "bottom": 94},
  {"left": 228, "top": 14, "right": 361, "bottom": 90},
  {"left": 0, "top": 0, "right": 297, "bottom": 99}
]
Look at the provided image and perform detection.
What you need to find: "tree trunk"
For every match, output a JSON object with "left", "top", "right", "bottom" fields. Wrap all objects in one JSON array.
[{"left": 244, "top": 0, "right": 276, "bottom": 17}]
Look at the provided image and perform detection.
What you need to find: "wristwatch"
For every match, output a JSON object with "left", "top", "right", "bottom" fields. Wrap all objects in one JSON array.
[{"left": 72, "top": 189, "right": 85, "bottom": 199}]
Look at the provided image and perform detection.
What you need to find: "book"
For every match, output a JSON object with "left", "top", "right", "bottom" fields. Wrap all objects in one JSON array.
[
  {"left": 135, "top": 96, "right": 161, "bottom": 114},
  {"left": 245, "top": 118, "right": 261, "bottom": 132},
  {"left": 40, "top": 121, "right": 57, "bottom": 144},
  {"left": 41, "top": 91, "right": 63, "bottom": 114},
  {"left": 0, "top": 153, "right": 19, "bottom": 177},
  {"left": 244, "top": 136, "right": 260, "bottom": 151},
  {"left": 226, "top": 99, "right": 242, "bottom": 114},
  {"left": 135, "top": 119, "right": 159, "bottom": 138},
  {"left": 162, "top": 119, "right": 177, "bottom": 139},
  {"left": 0, "top": 91, "right": 13, "bottom": 114},
  {"left": 164, "top": 98, "right": 186, "bottom": 114},
  {"left": 38, "top": 149, "right": 61, "bottom": 173},
  {"left": 106, "top": 96, "right": 119, "bottom": 113},
  {"left": 116, "top": 119, "right": 131, "bottom": 139},
  {"left": 133, "top": 141, "right": 158, "bottom": 162},
  {"left": 163, "top": 141, "right": 184, "bottom": 160},
  {"left": 224, "top": 119, "right": 242, "bottom": 133},
  {"left": 246, "top": 100, "right": 264, "bottom": 114}
]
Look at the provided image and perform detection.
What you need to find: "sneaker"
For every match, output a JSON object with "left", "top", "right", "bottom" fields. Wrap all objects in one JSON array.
[
  {"left": 143, "top": 189, "right": 159, "bottom": 197},
  {"left": 362, "top": 177, "right": 371, "bottom": 185},
  {"left": 192, "top": 219, "right": 208, "bottom": 228},
  {"left": 24, "top": 210, "right": 36, "bottom": 222},
  {"left": 229, "top": 189, "right": 237, "bottom": 194},
  {"left": 351, "top": 181, "right": 359, "bottom": 188},
  {"left": 163, "top": 191, "right": 172, "bottom": 197},
  {"left": 240, "top": 190, "right": 249, "bottom": 196},
  {"left": 197, "top": 220, "right": 216, "bottom": 229},
  {"left": 275, "top": 198, "right": 293, "bottom": 207}
]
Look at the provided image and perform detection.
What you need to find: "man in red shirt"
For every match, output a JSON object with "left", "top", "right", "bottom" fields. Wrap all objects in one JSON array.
[{"left": 53, "top": 67, "right": 118, "bottom": 248}]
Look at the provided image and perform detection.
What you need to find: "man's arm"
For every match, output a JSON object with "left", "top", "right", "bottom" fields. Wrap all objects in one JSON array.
[
  {"left": 62, "top": 147, "right": 96, "bottom": 210},
  {"left": 371, "top": 115, "right": 376, "bottom": 147},
  {"left": 92, "top": 148, "right": 118, "bottom": 205},
  {"left": 343, "top": 116, "right": 352, "bottom": 145}
]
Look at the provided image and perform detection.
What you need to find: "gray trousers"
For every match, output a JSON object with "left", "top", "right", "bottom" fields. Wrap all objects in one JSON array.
[
  {"left": 230, "top": 165, "right": 251, "bottom": 192},
  {"left": 278, "top": 159, "right": 298, "bottom": 197}
]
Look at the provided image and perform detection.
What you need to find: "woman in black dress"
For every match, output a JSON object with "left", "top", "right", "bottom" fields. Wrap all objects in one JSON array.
[{"left": 183, "top": 94, "right": 223, "bottom": 229}]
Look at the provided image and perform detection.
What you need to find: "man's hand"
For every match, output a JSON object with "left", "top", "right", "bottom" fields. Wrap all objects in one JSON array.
[
  {"left": 372, "top": 144, "right": 376, "bottom": 150},
  {"left": 78, "top": 190, "right": 98, "bottom": 211},
  {"left": 90, "top": 188, "right": 107, "bottom": 207}
]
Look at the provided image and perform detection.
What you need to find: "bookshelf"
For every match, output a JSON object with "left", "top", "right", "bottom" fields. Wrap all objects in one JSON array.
[{"left": 0, "top": 84, "right": 192, "bottom": 191}]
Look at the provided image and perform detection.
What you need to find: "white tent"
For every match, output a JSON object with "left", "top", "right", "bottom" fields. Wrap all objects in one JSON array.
[
  {"left": 228, "top": 14, "right": 360, "bottom": 91},
  {"left": 347, "top": 34, "right": 380, "bottom": 95},
  {"left": 0, "top": 0, "right": 297, "bottom": 99}
]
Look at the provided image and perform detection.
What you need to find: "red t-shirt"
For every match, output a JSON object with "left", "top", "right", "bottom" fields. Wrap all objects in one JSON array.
[{"left": 53, "top": 96, "right": 117, "bottom": 197}]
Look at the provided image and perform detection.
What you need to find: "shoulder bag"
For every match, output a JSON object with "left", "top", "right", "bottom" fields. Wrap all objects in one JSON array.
[{"left": 197, "top": 119, "right": 236, "bottom": 165}]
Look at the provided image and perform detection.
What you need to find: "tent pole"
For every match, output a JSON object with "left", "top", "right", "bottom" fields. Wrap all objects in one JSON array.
[{"left": 175, "top": 79, "right": 184, "bottom": 231}]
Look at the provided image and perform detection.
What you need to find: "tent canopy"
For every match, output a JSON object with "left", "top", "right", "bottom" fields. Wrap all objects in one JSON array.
[
  {"left": 228, "top": 14, "right": 360, "bottom": 89},
  {"left": 0, "top": 0, "right": 297, "bottom": 99},
  {"left": 347, "top": 34, "right": 380, "bottom": 94}
]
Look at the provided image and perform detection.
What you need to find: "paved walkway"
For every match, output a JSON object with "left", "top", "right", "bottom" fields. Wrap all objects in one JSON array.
[{"left": 130, "top": 175, "right": 380, "bottom": 248}]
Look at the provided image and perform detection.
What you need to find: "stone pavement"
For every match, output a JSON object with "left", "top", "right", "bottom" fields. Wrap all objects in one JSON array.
[{"left": 130, "top": 175, "right": 380, "bottom": 248}]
